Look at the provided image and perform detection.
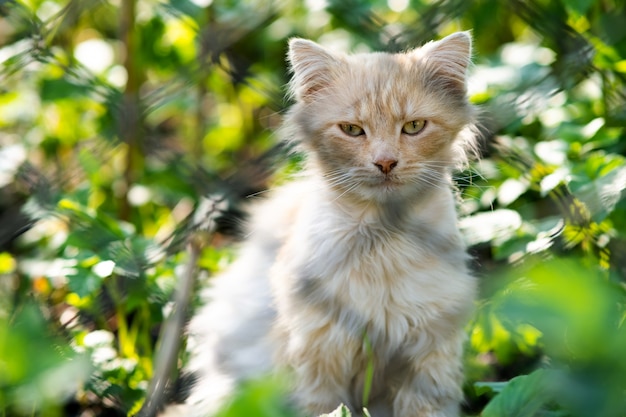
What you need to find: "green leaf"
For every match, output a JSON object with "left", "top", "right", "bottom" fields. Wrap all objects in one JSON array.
[
  {"left": 105, "top": 236, "right": 162, "bottom": 279},
  {"left": 60, "top": 199, "right": 129, "bottom": 252},
  {"left": 474, "top": 381, "right": 509, "bottom": 396},
  {"left": 215, "top": 375, "right": 294, "bottom": 417},
  {"left": 560, "top": 0, "right": 595, "bottom": 16},
  {"left": 67, "top": 268, "right": 103, "bottom": 298},
  {"left": 40, "top": 78, "right": 91, "bottom": 102},
  {"left": 165, "top": 0, "right": 202, "bottom": 19},
  {"left": 0, "top": 303, "right": 91, "bottom": 413},
  {"left": 482, "top": 370, "right": 554, "bottom": 417},
  {"left": 362, "top": 332, "right": 374, "bottom": 408}
]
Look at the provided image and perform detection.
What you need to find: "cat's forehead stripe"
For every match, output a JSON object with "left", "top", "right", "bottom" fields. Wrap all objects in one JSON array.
[
  {"left": 341, "top": 54, "right": 428, "bottom": 120},
  {"left": 349, "top": 77, "right": 425, "bottom": 122}
]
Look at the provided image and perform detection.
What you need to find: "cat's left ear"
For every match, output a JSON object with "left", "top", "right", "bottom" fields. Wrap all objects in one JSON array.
[{"left": 417, "top": 31, "right": 472, "bottom": 91}]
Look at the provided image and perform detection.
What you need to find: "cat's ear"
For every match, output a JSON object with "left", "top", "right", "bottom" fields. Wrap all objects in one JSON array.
[
  {"left": 418, "top": 31, "right": 472, "bottom": 92},
  {"left": 287, "top": 38, "right": 342, "bottom": 102}
]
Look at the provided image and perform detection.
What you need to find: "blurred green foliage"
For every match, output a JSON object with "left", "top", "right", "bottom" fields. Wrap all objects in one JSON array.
[{"left": 1, "top": 0, "right": 625, "bottom": 416}]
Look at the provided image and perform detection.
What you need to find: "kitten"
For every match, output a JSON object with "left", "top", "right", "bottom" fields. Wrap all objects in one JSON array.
[{"left": 175, "top": 31, "right": 477, "bottom": 417}]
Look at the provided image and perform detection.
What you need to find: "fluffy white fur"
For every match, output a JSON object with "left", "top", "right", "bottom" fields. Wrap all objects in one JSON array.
[{"left": 172, "top": 31, "right": 477, "bottom": 417}]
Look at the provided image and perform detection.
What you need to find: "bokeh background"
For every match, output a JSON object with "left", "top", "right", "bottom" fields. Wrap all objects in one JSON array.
[{"left": 1, "top": 0, "right": 625, "bottom": 416}]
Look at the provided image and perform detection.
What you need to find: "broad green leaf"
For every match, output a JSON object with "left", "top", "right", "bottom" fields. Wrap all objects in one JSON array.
[
  {"left": 482, "top": 370, "right": 553, "bottom": 417},
  {"left": 498, "top": 258, "right": 623, "bottom": 361},
  {"left": 0, "top": 303, "right": 91, "bottom": 413}
]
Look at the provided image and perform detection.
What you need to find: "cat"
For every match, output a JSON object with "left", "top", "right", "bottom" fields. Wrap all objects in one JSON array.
[{"left": 168, "top": 31, "right": 478, "bottom": 417}]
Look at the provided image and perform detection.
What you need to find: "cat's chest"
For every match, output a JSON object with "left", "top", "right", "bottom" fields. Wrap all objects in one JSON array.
[
  {"left": 309, "top": 225, "right": 447, "bottom": 299},
  {"left": 297, "top": 212, "right": 467, "bottom": 333},
  {"left": 316, "top": 224, "right": 424, "bottom": 282},
  {"left": 271, "top": 195, "right": 472, "bottom": 358},
  {"left": 303, "top": 208, "right": 452, "bottom": 285}
]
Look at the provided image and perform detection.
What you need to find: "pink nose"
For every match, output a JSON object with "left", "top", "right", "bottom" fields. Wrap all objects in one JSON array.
[{"left": 373, "top": 159, "right": 398, "bottom": 174}]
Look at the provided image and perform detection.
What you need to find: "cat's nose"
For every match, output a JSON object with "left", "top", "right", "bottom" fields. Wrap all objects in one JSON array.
[{"left": 373, "top": 159, "right": 398, "bottom": 174}]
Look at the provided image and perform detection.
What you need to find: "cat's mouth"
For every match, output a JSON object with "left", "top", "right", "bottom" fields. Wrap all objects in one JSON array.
[{"left": 371, "top": 175, "right": 402, "bottom": 190}]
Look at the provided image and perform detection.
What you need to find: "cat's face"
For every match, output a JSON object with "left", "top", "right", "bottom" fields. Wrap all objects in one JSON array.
[{"left": 286, "top": 32, "right": 476, "bottom": 203}]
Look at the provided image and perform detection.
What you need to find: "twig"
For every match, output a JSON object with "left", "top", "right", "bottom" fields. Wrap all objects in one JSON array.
[
  {"left": 137, "top": 195, "right": 225, "bottom": 416},
  {"left": 136, "top": 238, "right": 201, "bottom": 417}
]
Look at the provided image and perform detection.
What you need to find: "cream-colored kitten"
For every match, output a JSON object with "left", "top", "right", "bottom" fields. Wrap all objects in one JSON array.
[{"left": 177, "top": 32, "right": 477, "bottom": 417}]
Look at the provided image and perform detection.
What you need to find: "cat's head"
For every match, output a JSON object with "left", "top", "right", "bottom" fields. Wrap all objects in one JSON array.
[{"left": 284, "top": 31, "right": 477, "bottom": 204}]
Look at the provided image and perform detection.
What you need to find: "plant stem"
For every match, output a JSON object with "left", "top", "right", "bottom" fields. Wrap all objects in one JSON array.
[{"left": 119, "top": 0, "right": 143, "bottom": 221}]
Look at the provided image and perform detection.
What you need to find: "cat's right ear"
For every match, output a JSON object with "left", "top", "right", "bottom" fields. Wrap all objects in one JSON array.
[
  {"left": 287, "top": 38, "right": 341, "bottom": 102},
  {"left": 417, "top": 31, "right": 472, "bottom": 94}
]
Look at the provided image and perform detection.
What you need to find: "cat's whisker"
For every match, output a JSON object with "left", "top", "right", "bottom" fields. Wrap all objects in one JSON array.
[
  {"left": 411, "top": 170, "right": 450, "bottom": 192},
  {"left": 412, "top": 178, "right": 447, "bottom": 192},
  {"left": 453, "top": 177, "right": 491, "bottom": 191},
  {"left": 419, "top": 166, "right": 447, "bottom": 178},
  {"left": 334, "top": 183, "right": 361, "bottom": 202},
  {"left": 324, "top": 176, "right": 354, "bottom": 189},
  {"left": 306, "top": 173, "right": 359, "bottom": 196},
  {"left": 404, "top": 173, "right": 441, "bottom": 189},
  {"left": 246, "top": 189, "right": 273, "bottom": 198},
  {"left": 418, "top": 161, "right": 454, "bottom": 167},
  {"left": 454, "top": 169, "right": 488, "bottom": 183}
]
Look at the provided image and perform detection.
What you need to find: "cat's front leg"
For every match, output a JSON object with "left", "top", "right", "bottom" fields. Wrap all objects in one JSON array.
[
  {"left": 291, "top": 361, "right": 354, "bottom": 416},
  {"left": 275, "top": 311, "right": 360, "bottom": 415},
  {"left": 392, "top": 333, "right": 464, "bottom": 417}
]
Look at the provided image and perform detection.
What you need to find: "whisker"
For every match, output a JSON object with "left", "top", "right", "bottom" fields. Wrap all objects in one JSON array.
[
  {"left": 414, "top": 169, "right": 451, "bottom": 191},
  {"left": 331, "top": 182, "right": 360, "bottom": 203},
  {"left": 406, "top": 175, "right": 445, "bottom": 192},
  {"left": 245, "top": 189, "right": 272, "bottom": 198}
]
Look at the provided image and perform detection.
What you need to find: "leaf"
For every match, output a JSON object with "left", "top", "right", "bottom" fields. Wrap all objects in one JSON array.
[
  {"left": 497, "top": 177, "right": 529, "bottom": 206},
  {"left": 40, "top": 78, "right": 91, "bottom": 102},
  {"left": 560, "top": 0, "right": 595, "bottom": 16},
  {"left": 0, "top": 303, "right": 91, "bottom": 412},
  {"left": 574, "top": 165, "right": 626, "bottom": 221},
  {"left": 539, "top": 167, "right": 570, "bottom": 197},
  {"left": 474, "top": 381, "right": 509, "bottom": 396},
  {"left": 105, "top": 236, "right": 163, "bottom": 279},
  {"left": 362, "top": 332, "right": 374, "bottom": 408},
  {"left": 534, "top": 140, "right": 568, "bottom": 165},
  {"left": 320, "top": 404, "right": 352, "bottom": 417},
  {"left": 215, "top": 375, "right": 294, "bottom": 417},
  {"left": 165, "top": 0, "right": 202, "bottom": 20},
  {"left": 500, "top": 258, "right": 621, "bottom": 361},
  {"left": 60, "top": 199, "right": 129, "bottom": 252},
  {"left": 482, "top": 370, "right": 554, "bottom": 417},
  {"left": 67, "top": 268, "right": 103, "bottom": 298},
  {"left": 459, "top": 209, "right": 523, "bottom": 247}
]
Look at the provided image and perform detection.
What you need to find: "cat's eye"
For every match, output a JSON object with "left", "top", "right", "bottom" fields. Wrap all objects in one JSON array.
[
  {"left": 402, "top": 120, "right": 427, "bottom": 135},
  {"left": 339, "top": 123, "right": 365, "bottom": 137}
]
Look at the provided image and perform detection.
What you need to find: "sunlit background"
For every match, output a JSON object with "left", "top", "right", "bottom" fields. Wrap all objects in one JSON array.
[{"left": 1, "top": 0, "right": 625, "bottom": 416}]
